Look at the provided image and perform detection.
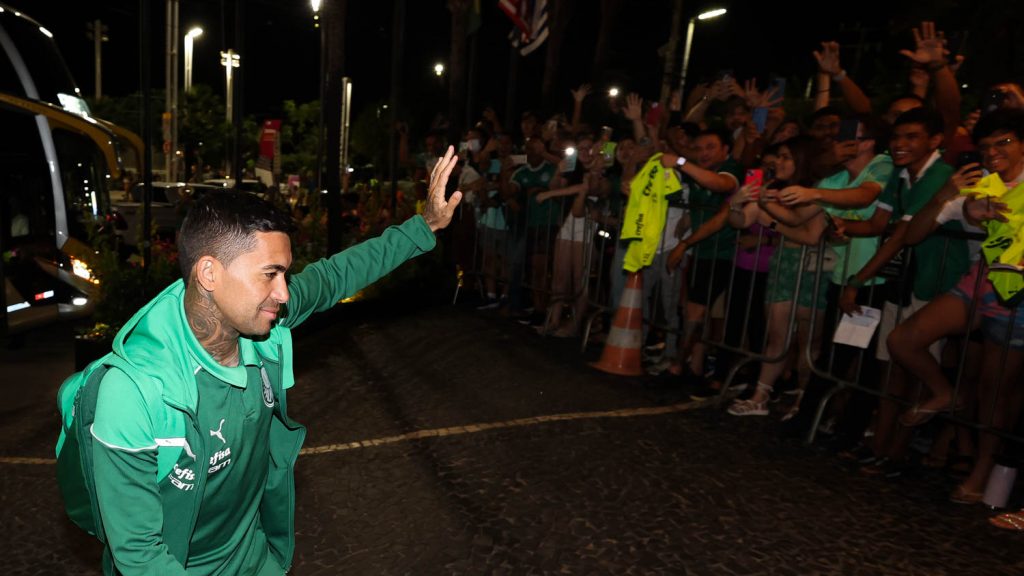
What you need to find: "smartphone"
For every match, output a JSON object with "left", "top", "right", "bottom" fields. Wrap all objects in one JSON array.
[
  {"left": 956, "top": 150, "right": 983, "bottom": 170},
  {"left": 718, "top": 69, "right": 734, "bottom": 82},
  {"left": 561, "top": 148, "right": 578, "bottom": 173},
  {"left": 744, "top": 168, "right": 764, "bottom": 188},
  {"left": 488, "top": 159, "right": 502, "bottom": 175},
  {"left": 600, "top": 125, "right": 614, "bottom": 140},
  {"left": 752, "top": 107, "right": 768, "bottom": 134},
  {"left": 837, "top": 118, "right": 860, "bottom": 142}
]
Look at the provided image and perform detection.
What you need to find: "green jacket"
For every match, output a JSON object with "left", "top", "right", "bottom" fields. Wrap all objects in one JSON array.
[{"left": 57, "top": 216, "right": 436, "bottom": 575}]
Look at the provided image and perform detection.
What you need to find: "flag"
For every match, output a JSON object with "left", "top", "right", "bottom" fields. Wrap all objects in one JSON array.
[{"left": 499, "top": 0, "right": 548, "bottom": 56}]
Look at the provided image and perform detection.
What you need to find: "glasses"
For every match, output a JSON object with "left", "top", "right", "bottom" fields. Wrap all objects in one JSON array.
[{"left": 977, "top": 137, "right": 1018, "bottom": 153}]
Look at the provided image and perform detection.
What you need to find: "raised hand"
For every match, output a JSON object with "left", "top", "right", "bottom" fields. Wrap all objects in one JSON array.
[
  {"left": 422, "top": 146, "right": 463, "bottom": 232},
  {"left": 813, "top": 41, "right": 842, "bottom": 75},
  {"left": 624, "top": 93, "right": 643, "bottom": 122},
  {"left": 571, "top": 83, "right": 592, "bottom": 104},
  {"left": 899, "top": 21, "right": 949, "bottom": 66}
]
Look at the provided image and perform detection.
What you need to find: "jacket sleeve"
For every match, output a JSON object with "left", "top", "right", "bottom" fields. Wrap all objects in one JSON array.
[
  {"left": 281, "top": 215, "right": 437, "bottom": 328},
  {"left": 91, "top": 369, "right": 189, "bottom": 575}
]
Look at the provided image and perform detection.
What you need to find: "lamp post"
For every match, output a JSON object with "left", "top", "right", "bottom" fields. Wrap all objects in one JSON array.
[
  {"left": 184, "top": 27, "right": 202, "bottom": 94},
  {"left": 679, "top": 8, "right": 727, "bottom": 98},
  {"left": 312, "top": 0, "right": 324, "bottom": 193},
  {"left": 220, "top": 49, "right": 240, "bottom": 124}
]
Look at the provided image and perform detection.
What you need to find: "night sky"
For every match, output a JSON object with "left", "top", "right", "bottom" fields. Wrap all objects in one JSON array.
[{"left": 3, "top": 0, "right": 1022, "bottom": 131}]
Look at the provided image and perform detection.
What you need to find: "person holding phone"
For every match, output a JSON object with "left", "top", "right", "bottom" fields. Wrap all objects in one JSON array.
[{"left": 712, "top": 136, "right": 831, "bottom": 416}]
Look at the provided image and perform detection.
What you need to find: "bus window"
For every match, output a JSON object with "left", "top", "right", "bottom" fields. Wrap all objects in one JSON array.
[
  {"left": 52, "top": 129, "right": 110, "bottom": 242},
  {"left": 0, "top": 108, "right": 53, "bottom": 251}
]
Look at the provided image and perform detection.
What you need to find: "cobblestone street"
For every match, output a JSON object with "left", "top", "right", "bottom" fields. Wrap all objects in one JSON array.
[{"left": 2, "top": 302, "right": 1022, "bottom": 575}]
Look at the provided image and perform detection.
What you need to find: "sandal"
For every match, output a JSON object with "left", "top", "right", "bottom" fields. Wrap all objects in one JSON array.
[
  {"left": 990, "top": 509, "right": 1024, "bottom": 531},
  {"left": 728, "top": 398, "right": 769, "bottom": 417}
]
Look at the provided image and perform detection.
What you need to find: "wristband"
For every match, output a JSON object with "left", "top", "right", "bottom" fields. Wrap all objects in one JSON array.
[
  {"left": 676, "top": 156, "right": 687, "bottom": 168},
  {"left": 831, "top": 70, "right": 847, "bottom": 82},
  {"left": 846, "top": 275, "right": 865, "bottom": 289},
  {"left": 925, "top": 60, "right": 948, "bottom": 73}
]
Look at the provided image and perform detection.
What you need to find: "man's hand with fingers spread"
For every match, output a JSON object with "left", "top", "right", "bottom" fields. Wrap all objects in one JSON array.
[{"left": 422, "top": 146, "right": 463, "bottom": 232}]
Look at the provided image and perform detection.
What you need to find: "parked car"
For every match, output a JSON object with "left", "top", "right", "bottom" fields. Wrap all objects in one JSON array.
[
  {"left": 203, "top": 178, "right": 268, "bottom": 198},
  {"left": 111, "top": 182, "right": 222, "bottom": 246}
]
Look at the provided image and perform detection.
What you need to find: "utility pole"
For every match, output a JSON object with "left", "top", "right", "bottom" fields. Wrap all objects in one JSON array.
[
  {"left": 658, "top": 0, "right": 684, "bottom": 111},
  {"left": 85, "top": 20, "right": 108, "bottom": 100},
  {"left": 164, "top": 0, "right": 179, "bottom": 181}
]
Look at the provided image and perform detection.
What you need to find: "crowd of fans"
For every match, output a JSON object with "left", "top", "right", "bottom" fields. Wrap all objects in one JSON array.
[{"left": 397, "top": 21, "right": 1024, "bottom": 529}]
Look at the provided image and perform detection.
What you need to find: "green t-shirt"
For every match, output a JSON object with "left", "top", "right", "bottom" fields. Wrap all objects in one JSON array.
[
  {"left": 821, "top": 154, "right": 894, "bottom": 285},
  {"left": 186, "top": 339, "right": 276, "bottom": 576},
  {"left": 687, "top": 157, "right": 743, "bottom": 260},
  {"left": 511, "top": 162, "right": 559, "bottom": 228},
  {"left": 877, "top": 155, "right": 968, "bottom": 301}
]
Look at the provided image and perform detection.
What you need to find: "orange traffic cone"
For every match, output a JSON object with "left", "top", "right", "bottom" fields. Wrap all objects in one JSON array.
[{"left": 591, "top": 271, "right": 644, "bottom": 376}]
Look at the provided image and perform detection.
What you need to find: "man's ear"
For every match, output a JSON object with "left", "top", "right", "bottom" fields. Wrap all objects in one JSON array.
[{"left": 194, "top": 256, "right": 221, "bottom": 292}]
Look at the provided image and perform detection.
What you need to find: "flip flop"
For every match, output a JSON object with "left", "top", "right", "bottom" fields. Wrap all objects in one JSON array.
[
  {"left": 899, "top": 400, "right": 964, "bottom": 427},
  {"left": 949, "top": 485, "right": 983, "bottom": 504},
  {"left": 990, "top": 509, "right": 1024, "bottom": 531}
]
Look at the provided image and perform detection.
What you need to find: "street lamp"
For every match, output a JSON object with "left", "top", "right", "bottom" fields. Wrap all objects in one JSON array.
[
  {"left": 608, "top": 87, "right": 620, "bottom": 98},
  {"left": 312, "top": 0, "right": 325, "bottom": 192},
  {"left": 220, "top": 49, "right": 240, "bottom": 124},
  {"left": 184, "top": 27, "right": 202, "bottom": 93},
  {"left": 434, "top": 62, "right": 445, "bottom": 77},
  {"left": 679, "top": 8, "right": 727, "bottom": 98}
]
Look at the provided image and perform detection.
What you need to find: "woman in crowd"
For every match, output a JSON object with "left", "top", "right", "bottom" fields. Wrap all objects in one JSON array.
[{"left": 723, "top": 136, "right": 832, "bottom": 416}]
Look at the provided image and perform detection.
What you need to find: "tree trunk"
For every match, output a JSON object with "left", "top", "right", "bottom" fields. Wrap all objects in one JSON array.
[
  {"left": 541, "top": 0, "right": 574, "bottom": 112},
  {"left": 447, "top": 0, "right": 470, "bottom": 145},
  {"left": 324, "top": 0, "right": 348, "bottom": 253}
]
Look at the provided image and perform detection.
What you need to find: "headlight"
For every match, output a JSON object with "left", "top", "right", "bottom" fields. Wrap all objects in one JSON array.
[{"left": 71, "top": 256, "right": 99, "bottom": 284}]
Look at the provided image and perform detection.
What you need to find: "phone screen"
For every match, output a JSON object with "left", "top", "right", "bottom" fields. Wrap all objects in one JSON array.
[
  {"left": 956, "top": 150, "right": 983, "bottom": 169},
  {"left": 744, "top": 169, "right": 764, "bottom": 188},
  {"left": 752, "top": 108, "right": 768, "bottom": 133}
]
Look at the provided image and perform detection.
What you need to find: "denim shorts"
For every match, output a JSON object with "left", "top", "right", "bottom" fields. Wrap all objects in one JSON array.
[{"left": 949, "top": 261, "right": 1024, "bottom": 350}]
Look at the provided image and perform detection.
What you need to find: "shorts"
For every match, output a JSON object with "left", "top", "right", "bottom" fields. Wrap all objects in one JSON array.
[
  {"left": 688, "top": 257, "right": 731, "bottom": 307},
  {"left": 876, "top": 296, "right": 943, "bottom": 362},
  {"left": 949, "top": 261, "right": 1024, "bottom": 350},
  {"left": 477, "top": 227, "right": 507, "bottom": 256},
  {"left": 766, "top": 245, "right": 828, "bottom": 310}
]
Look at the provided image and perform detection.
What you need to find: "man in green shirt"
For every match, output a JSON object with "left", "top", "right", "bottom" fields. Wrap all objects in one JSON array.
[
  {"left": 84, "top": 148, "right": 463, "bottom": 574},
  {"left": 838, "top": 108, "right": 968, "bottom": 470},
  {"left": 661, "top": 128, "right": 743, "bottom": 381}
]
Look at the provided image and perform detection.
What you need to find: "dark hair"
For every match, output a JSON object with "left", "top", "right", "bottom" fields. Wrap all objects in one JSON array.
[
  {"left": 679, "top": 121, "right": 701, "bottom": 140},
  {"left": 972, "top": 108, "right": 1024, "bottom": 142},
  {"left": 892, "top": 107, "right": 944, "bottom": 136},
  {"left": 697, "top": 127, "right": 733, "bottom": 150},
  {"left": 178, "top": 192, "right": 294, "bottom": 284},
  {"left": 886, "top": 93, "right": 925, "bottom": 108},
  {"left": 774, "top": 135, "right": 820, "bottom": 187}
]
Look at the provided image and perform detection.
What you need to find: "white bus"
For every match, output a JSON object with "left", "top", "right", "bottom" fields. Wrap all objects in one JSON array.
[{"left": 0, "top": 3, "right": 142, "bottom": 335}]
